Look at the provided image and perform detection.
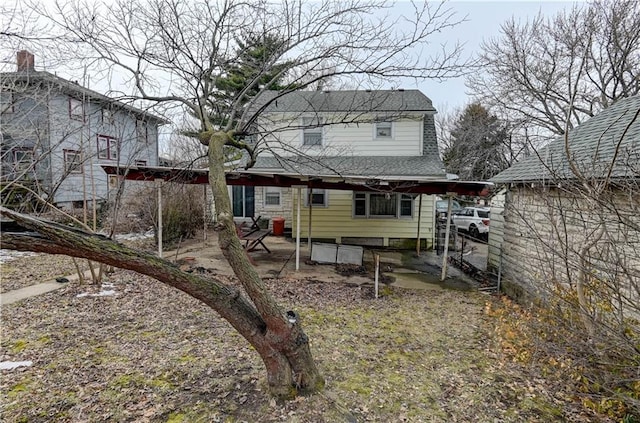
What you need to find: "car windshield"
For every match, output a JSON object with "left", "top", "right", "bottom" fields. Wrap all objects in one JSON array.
[{"left": 436, "top": 200, "right": 461, "bottom": 210}]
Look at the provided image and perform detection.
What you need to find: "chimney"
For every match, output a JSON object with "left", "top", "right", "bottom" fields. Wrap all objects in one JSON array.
[{"left": 17, "top": 50, "right": 35, "bottom": 72}]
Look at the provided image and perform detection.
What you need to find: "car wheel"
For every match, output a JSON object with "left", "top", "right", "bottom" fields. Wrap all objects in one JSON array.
[{"left": 470, "top": 225, "right": 479, "bottom": 239}]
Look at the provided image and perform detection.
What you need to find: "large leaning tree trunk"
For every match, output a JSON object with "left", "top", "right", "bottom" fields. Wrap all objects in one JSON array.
[
  {"left": 6, "top": 0, "right": 471, "bottom": 401},
  {"left": 0, "top": 194, "right": 323, "bottom": 399}
]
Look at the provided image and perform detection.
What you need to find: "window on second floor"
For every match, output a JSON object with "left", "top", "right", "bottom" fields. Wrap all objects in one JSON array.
[
  {"left": 264, "top": 186, "right": 281, "bottom": 206},
  {"left": 304, "top": 188, "right": 328, "bottom": 207},
  {"left": 97, "top": 135, "right": 118, "bottom": 160},
  {"left": 69, "top": 98, "right": 84, "bottom": 121},
  {"left": 64, "top": 149, "right": 83, "bottom": 174},
  {"left": 102, "top": 108, "right": 115, "bottom": 125},
  {"left": 136, "top": 119, "right": 148, "bottom": 143},
  {"left": 353, "top": 192, "right": 414, "bottom": 218},
  {"left": 302, "top": 117, "right": 322, "bottom": 147},
  {"left": 375, "top": 121, "right": 393, "bottom": 138}
]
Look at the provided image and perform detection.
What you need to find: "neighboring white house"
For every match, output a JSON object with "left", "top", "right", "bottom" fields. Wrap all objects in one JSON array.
[
  {"left": 235, "top": 89, "right": 448, "bottom": 248},
  {"left": 489, "top": 95, "right": 639, "bottom": 306},
  {"left": 1, "top": 50, "right": 165, "bottom": 211}
]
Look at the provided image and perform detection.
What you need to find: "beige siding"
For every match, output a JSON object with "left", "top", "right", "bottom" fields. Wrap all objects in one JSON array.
[
  {"left": 488, "top": 189, "right": 506, "bottom": 271},
  {"left": 286, "top": 189, "right": 436, "bottom": 248},
  {"left": 500, "top": 186, "right": 640, "bottom": 313}
]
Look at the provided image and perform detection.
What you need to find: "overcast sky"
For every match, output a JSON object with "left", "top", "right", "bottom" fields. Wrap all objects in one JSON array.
[
  {"left": 404, "top": 0, "right": 580, "bottom": 115},
  {"left": 2, "top": 0, "right": 581, "bottom": 118}
]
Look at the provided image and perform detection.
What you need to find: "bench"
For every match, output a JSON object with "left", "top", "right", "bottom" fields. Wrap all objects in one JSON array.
[{"left": 238, "top": 228, "right": 272, "bottom": 253}]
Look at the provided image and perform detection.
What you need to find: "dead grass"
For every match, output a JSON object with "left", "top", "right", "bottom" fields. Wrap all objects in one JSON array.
[{"left": 1, "top": 268, "right": 608, "bottom": 422}]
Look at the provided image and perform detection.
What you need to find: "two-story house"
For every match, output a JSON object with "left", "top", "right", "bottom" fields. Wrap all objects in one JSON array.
[
  {"left": 238, "top": 89, "right": 447, "bottom": 248},
  {"left": 1, "top": 50, "right": 165, "bottom": 212}
]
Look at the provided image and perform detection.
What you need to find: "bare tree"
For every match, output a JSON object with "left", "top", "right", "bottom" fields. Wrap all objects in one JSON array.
[
  {"left": 1, "top": 0, "right": 470, "bottom": 399},
  {"left": 469, "top": 0, "right": 640, "bottom": 144},
  {"left": 492, "top": 98, "right": 640, "bottom": 417}
]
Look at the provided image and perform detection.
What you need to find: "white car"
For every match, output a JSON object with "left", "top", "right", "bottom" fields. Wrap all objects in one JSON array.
[{"left": 451, "top": 207, "right": 490, "bottom": 239}]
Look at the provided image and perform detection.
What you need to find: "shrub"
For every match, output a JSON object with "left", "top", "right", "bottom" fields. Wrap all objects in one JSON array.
[{"left": 137, "top": 183, "right": 206, "bottom": 248}]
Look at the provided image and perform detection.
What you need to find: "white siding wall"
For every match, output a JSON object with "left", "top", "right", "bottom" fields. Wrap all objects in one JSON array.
[{"left": 259, "top": 113, "right": 423, "bottom": 157}]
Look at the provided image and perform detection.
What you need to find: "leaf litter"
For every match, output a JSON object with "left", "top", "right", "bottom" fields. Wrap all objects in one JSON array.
[{"left": 0, "top": 265, "right": 610, "bottom": 422}]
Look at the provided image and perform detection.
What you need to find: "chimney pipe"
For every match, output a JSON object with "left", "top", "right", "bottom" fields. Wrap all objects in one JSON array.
[{"left": 17, "top": 50, "right": 35, "bottom": 72}]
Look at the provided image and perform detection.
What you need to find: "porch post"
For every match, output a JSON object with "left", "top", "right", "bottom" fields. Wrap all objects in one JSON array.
[
  {"left": 415, "top": 194, "right": 423, "bottom": 256},
  {"left": 440, "top": 195, "right": 453, "bottom": 281},
  {"left": 295, "top": 186, "right": 302, "bottom": 271},
  {"left": 156, "top": 178, "right": 163, "bottom": 258},
  {"left": 307, "top": 189, "right": 313, "bottom": 254}
]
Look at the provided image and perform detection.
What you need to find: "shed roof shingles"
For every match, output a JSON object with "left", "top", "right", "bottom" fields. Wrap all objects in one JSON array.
[{"left": 491, "top": 95, "right": 640, "bottom": 183}]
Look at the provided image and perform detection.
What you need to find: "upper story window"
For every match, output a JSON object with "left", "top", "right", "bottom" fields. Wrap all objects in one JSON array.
[
  {"left": 1, "top": 91, "right": 14, "bottom": 114},
  {"left": 305, "top": 188, "right": 328, "bottom": 207},
  {"left": 136, "top": 119, "right": 148, "bottom": 142},
  {"left": 64, "top": 149, "right": 83, "bottom": 174},
  {"left": 353, "top": 192, "right": 414, "bottom": 218},
  {"left": 97, "top": 135, "right": 118, "bottom": 160},
  {"left": 69, "top": 98, "right": 84, "bottom": 121},
  {"left": 375, "top": 121, "right": 392, "bottom": 138},
  {"left": 102, "top": 108, "right": 115, "bottom": 125},
  {"left": 264, "top": 186, "right": 281, "bottom": 206},
  {"left": 302, "top": 117, "right": 322, "bottom": 147}
]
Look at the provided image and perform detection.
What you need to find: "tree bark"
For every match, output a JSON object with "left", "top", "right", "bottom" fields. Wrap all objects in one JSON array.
[
  {"left": 1, "top": 203, "right": 323, "bottom": 398},
  {"left": 0, "top": 131, "right": 324, "bottom": 399},
  {"left": 207, "top": 131, "right": 323, "bottom": 397}
]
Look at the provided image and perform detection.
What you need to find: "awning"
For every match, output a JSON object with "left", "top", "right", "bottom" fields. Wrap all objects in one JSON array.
[{"left": 101, "top": 165, "right": 492, "bottom": 196}]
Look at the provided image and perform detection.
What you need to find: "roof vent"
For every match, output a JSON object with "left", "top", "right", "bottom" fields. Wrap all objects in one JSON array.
[
  {"left": 365, "top": 89, "right": 371, "bottom": 92},
  {"left": 398, "top": 88, "right": 404, "bottom": 92}
]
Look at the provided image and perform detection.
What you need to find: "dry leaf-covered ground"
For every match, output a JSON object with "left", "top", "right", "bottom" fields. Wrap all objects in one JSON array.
[{"left": 1, "top": 262, "right": 607, "bottom": 422}]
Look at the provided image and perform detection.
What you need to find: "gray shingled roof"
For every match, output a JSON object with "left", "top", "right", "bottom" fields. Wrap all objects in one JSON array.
[
  {"left": 1, "top": 70, "right": 167, "bottom": 123},
  {"left": 254, "top": 89, "right": 435, "bottom": 113},
  {"left": 491, "top": 95, "right": 640, "bottom": 183},
  {"left": 251, "top": 155, "right": 446, "bottom": 178}
]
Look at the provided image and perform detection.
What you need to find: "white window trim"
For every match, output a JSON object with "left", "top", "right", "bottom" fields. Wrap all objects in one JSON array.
[
  {"left": 64, "top": 149, "right": 83, "bottom": 174},
  {"left": 264, "top": 186, "right": 281, "bottom": 207},
  {"left": 304, "top": 188, "right": 328, "bottom": 208},
  {"left": 301, "top": 116, "right": 323, "bottom": 147},
  {"left": 374, "top": 121, "right": 393, "bottom": 139},
  {"left": 352, "top": 192, "right": 414, "bottom": 219},
  {"left": 69, "top": 98, "right": 84, "bottom": 121}
]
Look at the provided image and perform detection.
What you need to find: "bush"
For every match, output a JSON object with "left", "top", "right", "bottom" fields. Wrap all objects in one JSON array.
[{"left": 137, "top": 183, "right": 206, "bottom": 248}]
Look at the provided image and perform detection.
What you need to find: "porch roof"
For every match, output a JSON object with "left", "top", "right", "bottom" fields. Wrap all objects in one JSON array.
[{"left": 101, "top": 164, "right": 492, "bottom": 196}]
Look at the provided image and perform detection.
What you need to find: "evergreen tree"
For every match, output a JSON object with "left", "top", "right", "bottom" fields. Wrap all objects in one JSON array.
[{"left": 442, "top": 103, "right": 512, "bottom": 180}]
